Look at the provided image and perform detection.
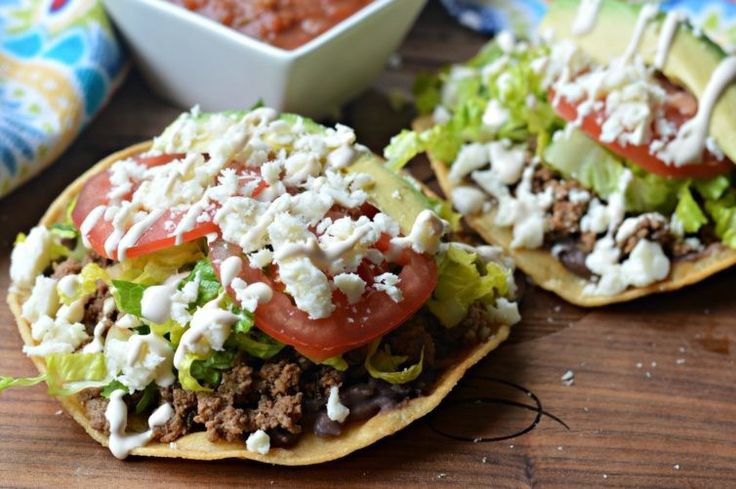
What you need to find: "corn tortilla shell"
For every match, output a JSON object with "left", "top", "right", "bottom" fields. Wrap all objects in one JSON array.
[
  {"left": 7, "top": 141, "right": 511, "bottom": 464},
  {"left": 414, "top": 116, "right": 736, "bottom": 307}
]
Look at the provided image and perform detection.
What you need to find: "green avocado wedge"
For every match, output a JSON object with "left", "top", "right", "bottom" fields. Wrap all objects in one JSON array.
[{"left": 540, "top": 0, "right": 736, "bottom": 166}]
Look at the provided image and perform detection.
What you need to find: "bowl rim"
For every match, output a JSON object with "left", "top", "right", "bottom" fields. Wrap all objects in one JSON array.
[{"left": 136, "top": 0, "right": 404, "bottom": 59}]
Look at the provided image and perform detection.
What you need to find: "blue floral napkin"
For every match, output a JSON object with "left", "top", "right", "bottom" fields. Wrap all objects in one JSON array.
[{"left": 0, "top": 0, "right": 127, "bottom": 198}]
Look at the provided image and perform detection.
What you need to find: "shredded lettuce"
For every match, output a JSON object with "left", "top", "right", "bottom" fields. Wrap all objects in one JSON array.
[
  {"left": 112, "top": 241, "right": 205, "bottom": 285},
  {"left": 111, "top": 280, "right": 147, "bottom": 317},
  {"left": 384, "top": 130, "right": 423, "bottom": 171},
  {"left": 705, "top": 190, "right": 736, "bottom": 249},
  {"left": 180, "top": 259, "right": 221, "bottom": 307},
  {"left": 59, "top": 263, "right": 110, "bottom": 305},
  {"left": 45, "top": 352, "right": 109, "bottom": 396},
  {"left": 545, "top": 129, "right": 681, "bottom": 213},
  {"left": 0, "top": 374, "right": 46, "bottom": 393},
  {"left": 675, "top": 187, "right": 708, "bottom": 234},
  {"left": 413, "top": 72, "right": 443, "bottom": 115},
  {"left": 321, "top": 356, "right": 348, "bottom": 372},
  {"left": 178, "top": 353, "right": 213, "bottom": 392},
  {"left": 228, "top": 330, "right": 284, "bottom": 360},
  {"left": 101, "top": 380, "right": 128, "bottom": 398},
  {"left": 178, "top": 350, "right": 237, "bottom": 392},
  {"left": 134, "top": 383, "right": 157, "bottom": 414},
  {"left": 365, "top": 340, "right": 423, "bottom": 385},
  {"left": 428, "top": 245, "right": 509, "bottom": 328},
  {"left": 1, "top": 353, "right": 108, "bottom": 396},
  {"left": 695, "top": 175, "right": 731, "bottom": 201}
]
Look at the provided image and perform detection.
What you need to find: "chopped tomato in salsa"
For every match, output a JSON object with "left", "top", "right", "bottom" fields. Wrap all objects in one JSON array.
[{"left": 168, "top": 0, "right": 374, "bottom": 50}]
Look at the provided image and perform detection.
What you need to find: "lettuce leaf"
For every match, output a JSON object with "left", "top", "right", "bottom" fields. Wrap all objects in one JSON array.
[
  {"left": 695, "top": 175, "right": 731, "bottom": 201},
  {"left": 178, "top": 350, "right": 238, "bottom": 392},
  {"left": 321, "top": 356, "right": 348, "bottom": 372},
  {"left": 45, "top": 352, "right": 109, "bottom": 396},
  {"left": 544, "top": 129, "right": 681, "bottom": 213},
  {"left": 180, "top": 259, "right": 221, "bottom": 307},
  {"left": 365, "top": 340, "right": 423, "bottom": 385},
  {"left": 111, "top": 280, "right": 147, "bottom": 317},
  {"left": 228, "top": 330, "right": 284, "bottom": 360},
  {"left": 177, "top": 353, "right": 213, "bottom": 392},
  {"left": 413, "top": 72, "right": 443, "bottom": 115},
  {"left": 705, "top": 190, "right": 736, "bottom": 249},
  {"left": 428, "top": 245, "right": 509, "bottom": 328},
  {"left": 59, "top": 263, "right": 110, "bottom": 305},
  {"left": 384, "top": 130, "right": 423, "bottom": 171},
  {"left": 112, "top": 241, "right": 205, "bottom": 285},
  {"left": 675, "top": 187, "right": 708, "bottom": 234},
  {"left": 0, "top": 374, "right": 46, "bottom": 393}
]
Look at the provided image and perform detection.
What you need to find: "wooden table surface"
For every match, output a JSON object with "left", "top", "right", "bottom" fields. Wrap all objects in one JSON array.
[{"left": 1, "top": 4, "right": 735, "bottom": 488}]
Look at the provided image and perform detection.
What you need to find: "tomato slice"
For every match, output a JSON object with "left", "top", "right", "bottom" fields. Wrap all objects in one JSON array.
[
  {"left": 71, "top": 154, "right": 265, "bottom": 260},
  {"left": 209, "top": 237, "right": 438, "bottom": 362},
  {"left": 550, "top": 90, "right": 733, "bottom": 179}
]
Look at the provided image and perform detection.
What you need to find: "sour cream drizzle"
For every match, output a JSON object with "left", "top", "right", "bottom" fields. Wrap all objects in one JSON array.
[
  {"left": 621, "top": 3, "right": 659, "bottom": 64},
  {"left": 117, "top": 208, "right": 165, "bottom": 261},
  {"left": 220, "top": 256, "right": 243, "bottom": 288},
  {"left": 572, "top": 0, "right": 602, "bottom": 36},
  {"left": 661, "top": 56, "right": 736, "bottom": 165},
  {"left": 654, "top": 11, "right": 684, "bottom": 70},
  {"left": 274, "top": 225, "right": 371, "bottom": 270},
  {"left": 80, "top": 205, "right": 106, "bottom": 249},
  {"left": 105, "top": 390, "right": 174, "bottom": 459}
]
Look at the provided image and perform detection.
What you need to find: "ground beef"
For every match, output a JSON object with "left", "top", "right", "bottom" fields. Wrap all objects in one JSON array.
[
  {"left": 78, "top": 388, "right": 110, "bottom": 434},
  {"left": 153, "top": 387, "right": 198, "bottom": 443},
  {"left": 387, "top": 319, "right": 436, "bottom": 368},
  {"left": 194, "top": 396, "right": 250, "bottom": 443},
  {"left": 216, "top": 364, "right": 255, "bottom": 404},
  {"left": 51, "top": 257, "right": 82, "bottom": 279},
  {"left": 254, "top": 394, "right": 303, "bottom": 434},
  {"left": 619, "top": 216, "right": 672, "bottom": 256},
  {"left": 258, "top": 361, "right": 301, "bottom": 397},
  {"left": 81, "top": 283, "right": 114, "bottom": 336},
  {"left": 533, "top": 167, "right": 591, "bottom": 240}
]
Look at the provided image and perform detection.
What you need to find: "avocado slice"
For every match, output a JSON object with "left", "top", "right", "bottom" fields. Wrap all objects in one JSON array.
[
  {"left": 153, "top": 110, "right": 431, "bottom": 235},
  {"left": 540, "top": 0, "right": 736, "bottom": 166}
]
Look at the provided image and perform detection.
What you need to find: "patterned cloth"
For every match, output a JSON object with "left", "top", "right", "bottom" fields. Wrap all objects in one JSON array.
[
  {"left": 0, "top": 0, "right": 126, "bottom": 198},
  {"left": 441, "top": 0, "right": 736, "bottom": 47}
]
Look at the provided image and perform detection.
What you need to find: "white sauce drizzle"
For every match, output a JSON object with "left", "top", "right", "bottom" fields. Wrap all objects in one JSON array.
[
  {"left": 173, "top": 201, "right": 207, "bottom": 245},
  {"left": 655, "top": 11, "right": 684, "bottom": 70},
  {"left": 220, "top": 256, "right": 243, "bottom": 288},
  {"left": 659, "top": 56, "right": 736, "bottom": 165},
  {"left": 274, "top": 225, "right": 371, "bottom": 270},
  {"left": 621, "top": 3, "right": 659, "bottom": 64},
  {"left": 57, "top": 274, "right": 79, "bottom": 299},
  {"left": 105, "top": 390, "right": 174, "bottom": 459},
  {"left": 117, "top": 209, "right": 165, "bottom": 261},
  {"left": 80, "top": 205, "right": 106, "bottom": 249},
  {"left": 231, "top": 278, "right": 273, "bottom": 312},
  {"left": 572, "top": 0, "right": 603, "bottom": 36},
  {"left": 82, "top": 297, "right": 115, "bottom": 354}
]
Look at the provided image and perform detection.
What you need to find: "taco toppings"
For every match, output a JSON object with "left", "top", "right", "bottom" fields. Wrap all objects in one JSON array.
[
  {"left": 5, "top": 108, "right": 519, "bottom": 461},
  {"left": 392, "top": 0, "right": 736, "bottom": 302}
]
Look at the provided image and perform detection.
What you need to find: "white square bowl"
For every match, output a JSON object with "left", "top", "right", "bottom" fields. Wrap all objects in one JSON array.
[{"left": 102, "top": 0, "right": 427, "bottom": 118}]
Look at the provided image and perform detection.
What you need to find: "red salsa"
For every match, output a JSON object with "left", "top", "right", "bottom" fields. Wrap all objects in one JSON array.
[{"left": 168, "top": 0, "right": 375, "bottom": 50}]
